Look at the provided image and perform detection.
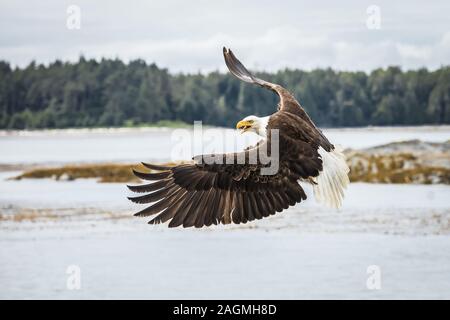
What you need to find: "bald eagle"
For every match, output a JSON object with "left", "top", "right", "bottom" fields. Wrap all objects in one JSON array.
[{"left": 127, "top": 47, "right": 350, "bottom": 228}]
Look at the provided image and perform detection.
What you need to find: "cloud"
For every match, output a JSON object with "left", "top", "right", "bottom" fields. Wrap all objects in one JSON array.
[
  {"left": 0, "top": 0, "right": 449, "bottom": 72},
  {"left": 73, "top": 27, "right": 450, "bottom": 73}
]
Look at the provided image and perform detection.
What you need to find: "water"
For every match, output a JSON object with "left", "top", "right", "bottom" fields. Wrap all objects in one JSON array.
[
  {"left": 1, "top": 125, "right": 449, "bottom": 165},
  {"left": 1, "top": 231, "right": 449, "bottom": 299},
  {"left": 0, "top": 126, "right": 449, "bottom": 299}
]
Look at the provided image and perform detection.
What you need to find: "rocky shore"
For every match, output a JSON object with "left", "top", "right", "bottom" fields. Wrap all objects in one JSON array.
[
  {"left": 346, "top": 140, "right": 450, "bottom": 184},
  {"left": 10, "top": 140, "right": 450, "bottom": 185}
]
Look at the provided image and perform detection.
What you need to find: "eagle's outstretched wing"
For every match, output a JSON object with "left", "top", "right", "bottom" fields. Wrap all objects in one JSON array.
[
  {"left": 223, "top": 47, "right": 333, "bottom": 151},
  {"left": 223, "top": 47, "right": 284, "bottom": 95},
  {"left": 128, "top": 137, "right": 324, "bottom": 228}
]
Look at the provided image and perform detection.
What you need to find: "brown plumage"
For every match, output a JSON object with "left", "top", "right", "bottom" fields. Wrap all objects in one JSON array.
[{"left": 127, "top": 47, "right": 349, "bottom": 228}]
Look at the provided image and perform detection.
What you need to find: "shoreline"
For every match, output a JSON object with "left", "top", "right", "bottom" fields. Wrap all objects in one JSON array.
[
  {"left": 4, "top": 139, "right": 449, "bottom": 185},
  {"left": 1, "top": 124, "right": 450, "bottom": 137}
]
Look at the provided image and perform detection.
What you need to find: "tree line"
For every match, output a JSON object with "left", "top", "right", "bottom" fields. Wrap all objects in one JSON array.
[{"left": 0, "top": 57, "right": 449, "bottom": 129}]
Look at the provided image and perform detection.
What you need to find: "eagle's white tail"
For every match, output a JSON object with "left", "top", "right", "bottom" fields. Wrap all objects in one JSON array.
[{"left": 313, "top": 146, "right": 350, "bottom": 209}]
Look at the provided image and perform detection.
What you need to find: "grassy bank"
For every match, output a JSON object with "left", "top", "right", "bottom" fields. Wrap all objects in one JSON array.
[{"left": 11, "top": 163, "right": 141, "bottom": 183}]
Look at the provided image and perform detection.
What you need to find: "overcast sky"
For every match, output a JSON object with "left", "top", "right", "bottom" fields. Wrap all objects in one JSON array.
[{"left": 0, "top": 0, "right": 449, "bottom": 72}]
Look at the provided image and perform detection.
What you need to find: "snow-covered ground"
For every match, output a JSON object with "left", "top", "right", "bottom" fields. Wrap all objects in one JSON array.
[{"left": 1, "top": 126, "right": 450, "bottom": 299}]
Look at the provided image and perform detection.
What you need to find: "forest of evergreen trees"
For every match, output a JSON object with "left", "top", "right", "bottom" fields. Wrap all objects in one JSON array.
[{"left": 0, "top": 57, "right": 449, "bottom": 129}]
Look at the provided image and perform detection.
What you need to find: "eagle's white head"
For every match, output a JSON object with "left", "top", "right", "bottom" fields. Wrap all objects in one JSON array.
[{"left": 236, "top": 115, "right": 270, "bottom": 138}]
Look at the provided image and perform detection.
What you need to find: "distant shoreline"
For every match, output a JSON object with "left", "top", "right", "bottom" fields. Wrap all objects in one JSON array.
[{"left": 1, "top": 124, "right": 450, "bottom": 137}]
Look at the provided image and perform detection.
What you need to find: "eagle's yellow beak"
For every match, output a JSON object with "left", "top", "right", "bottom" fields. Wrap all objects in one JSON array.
[{"left": 236, "top": 120, "right": 253, "bottom": 133}]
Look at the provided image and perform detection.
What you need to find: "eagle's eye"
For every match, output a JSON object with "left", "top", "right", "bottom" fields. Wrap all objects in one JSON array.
[{"left": 248, "top": 120, "right": 254, "bottom": 123}]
